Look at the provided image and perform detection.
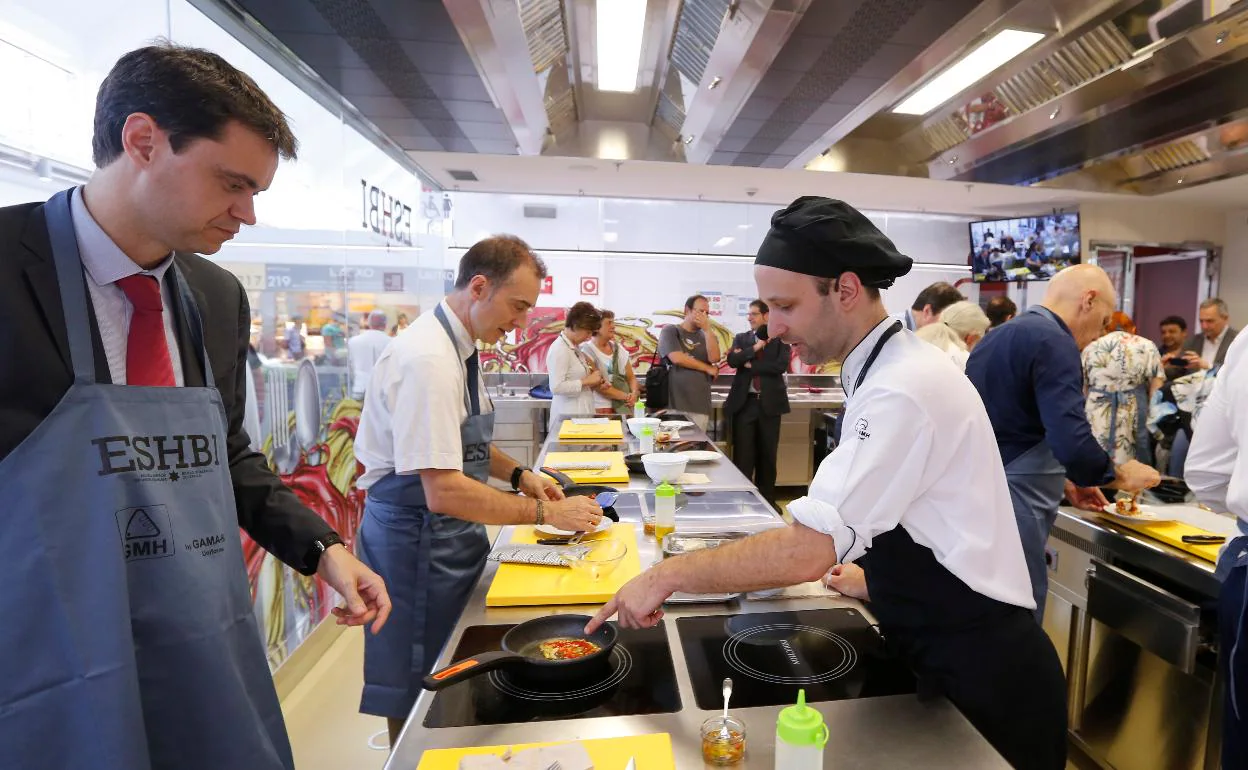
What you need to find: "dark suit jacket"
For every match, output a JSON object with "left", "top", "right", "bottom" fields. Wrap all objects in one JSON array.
[
  {"left": 0, "top": 199, "right": 332, "bottom": 574},
  {"left": 1169, "top": 328, "right": 1241, "bottom": 379},
  {"left": 724, "top": 331, "right": 791, "bottom": 418}
]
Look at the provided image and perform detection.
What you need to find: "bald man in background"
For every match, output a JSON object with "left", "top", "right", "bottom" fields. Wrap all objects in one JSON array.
[{"left": 967, "top": 265, "right": 1160, "bottom": 620}]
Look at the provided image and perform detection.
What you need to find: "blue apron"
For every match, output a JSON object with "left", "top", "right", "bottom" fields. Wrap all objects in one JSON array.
[
  {"left": 0, "top": 190, "right": 292, "bottom": 769},
  {"left": 1087, "top": 383, "right": 1153, "bottom": 466},
  {"left": 1004, "top": 441, "right": 1067, "bottom": 622},
  {"left": 357, "top": 305, "right": 492, "bottom": 719}
]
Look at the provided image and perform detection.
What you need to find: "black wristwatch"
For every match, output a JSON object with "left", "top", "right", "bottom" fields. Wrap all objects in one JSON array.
[
  {"left": 510, "top": 465, "right": 531, "bottom": 491},
  {"left": 304, "top": 531, "right": 345, "bottom": 574}
]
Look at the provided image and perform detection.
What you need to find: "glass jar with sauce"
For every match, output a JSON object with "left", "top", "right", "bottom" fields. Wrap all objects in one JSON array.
[{"left": 701, "top": 715, "right": 746, "bottom": 765}]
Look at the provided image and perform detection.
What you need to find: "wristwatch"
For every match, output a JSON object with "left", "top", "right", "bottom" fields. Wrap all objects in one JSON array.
[
  {"left": 304, "top": 531, "right": 345, "bottom": 574},
  {"left": 510, "top": 465, "right": 531, "bottom": 491}
]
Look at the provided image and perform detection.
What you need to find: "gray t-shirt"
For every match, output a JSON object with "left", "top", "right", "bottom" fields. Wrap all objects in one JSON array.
[{"left": 658, "top": 324, "right": 712, "bottom": 415}]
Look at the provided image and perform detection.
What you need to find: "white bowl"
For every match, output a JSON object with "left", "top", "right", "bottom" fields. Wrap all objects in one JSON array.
[
  {"left": 641, "top": 452, "right": 688, "bottom": 483},
  {"left": 626, "top": 417, "right": 662, "bottom": 438}
]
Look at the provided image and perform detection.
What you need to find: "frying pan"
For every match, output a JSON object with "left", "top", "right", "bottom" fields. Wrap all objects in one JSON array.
[
  {"left": 539, "top": 468, "right": 620, "bottom": 522},
  {"left": 422, "top": 614, "right": 618, "bottom": 690}
]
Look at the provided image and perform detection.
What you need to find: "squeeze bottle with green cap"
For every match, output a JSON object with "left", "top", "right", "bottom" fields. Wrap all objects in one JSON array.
[
  {"left": 654, "top": 482, "right": 676, "bottom": 543},
  {"left": 634, "top": 399, "right": 646, "bottom": 419},
  {"left": 640, "top": 425, "right": 656, "bottom": 454},
  {"left": 774, "top": 689, "right": 828, "bottom": 770}
]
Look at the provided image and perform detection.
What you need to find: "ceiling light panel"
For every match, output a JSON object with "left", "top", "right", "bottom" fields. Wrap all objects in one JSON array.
[
  {"left": 597, "top": 0, "right": 647, "bottom": 92},
  {"left": 894, "top": 29, "right": 1045, "bottom": 116}
]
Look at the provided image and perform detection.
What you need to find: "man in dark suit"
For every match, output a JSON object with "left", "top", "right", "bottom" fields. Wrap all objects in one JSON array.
[
  {"left": 1176, "top": 298, "right": 1238, "bottom": 372},
  {"left": 0, "top": 44, "right": 388, "bottom": 769},
  {"left": 725, "top": 300, "right": 791, "bottom": 505}
]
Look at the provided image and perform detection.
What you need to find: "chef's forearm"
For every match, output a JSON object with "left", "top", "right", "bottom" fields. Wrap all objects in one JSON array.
[
  {"left": 657, "top": 524, "right": 835, "bottom": 595},
  {"left": 420, "top": 469, "right": 536, "bottom": 525},
  {"left": 489, "top": 445, "right": 522, "bottom": 482}
]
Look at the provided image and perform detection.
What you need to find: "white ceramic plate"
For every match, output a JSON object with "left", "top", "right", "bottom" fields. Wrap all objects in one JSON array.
[
  {"left": 534, "top": 519, "right": 613, "bottom": 537},
  {"left": 660, "top": 420, "right": 695, "bottom": 430},
  {"left": 677, "top": 450, "right": 721, "bottom": 464},
  {"left": 1099, "top": 504, "right": 1173, "bottom": 523}
]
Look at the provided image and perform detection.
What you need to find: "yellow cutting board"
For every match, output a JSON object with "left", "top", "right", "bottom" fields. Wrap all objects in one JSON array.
[
  {"left": 544, "top": 451, "right": 629, "bottom": 484},
  {"left": 415, "top": 732, "right": 674, "bottom": 770},
  {"left": 1098, "top": 515, "right": 1223, "bottom": 562},
  {"left": 558, "top": 419, "right": 625, "bottom": 441},
  {"left": 486, "top": 523, "right": 641, "bottom": 606}
]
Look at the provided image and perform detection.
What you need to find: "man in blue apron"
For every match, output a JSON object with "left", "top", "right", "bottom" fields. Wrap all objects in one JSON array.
[
  {"left": 1186, "top": 331, "right": 1248, "bottom": 769},
  {"left": 967, "top": 265, "right": 1160, "bottom": 621},
  {"left": 0, "top": 45, "right": 391, "bottom": 769},
  {"left": 589, "top": 198, "right": 1069, "bottom": 769},
  {"left": 354, "top": 235, "right": 606, "bottom": 745}
]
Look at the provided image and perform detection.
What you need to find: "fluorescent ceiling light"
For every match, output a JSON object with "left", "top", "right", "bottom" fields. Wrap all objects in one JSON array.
[
  {"left": 714, "top": 236, "right": 734, "bottom": 247},
  {"left": 893, "top": 29, "right": 1045, "bottom": 116},
  {"left": 597, "top": 0, "right": 646, "bottom": 92},
  {"left": 603, "top": 232, "right": 619, "bottom": 243}
]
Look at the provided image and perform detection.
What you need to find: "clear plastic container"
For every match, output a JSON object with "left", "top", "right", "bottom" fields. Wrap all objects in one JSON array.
[
  {"left": 701, "top": 716, "right": 746, "bottom": 765},
  {"left": 639, "top": 425, "right": 656, "bottom": 455},
  {"left": 774, "top": 689, "right": 828, "bottom": 770},
  {"left": 654, "top": 482, "right": 676, "bottom": 542},
  {"left": 634, "top": 399, "right": 646, "bottom": 419}
]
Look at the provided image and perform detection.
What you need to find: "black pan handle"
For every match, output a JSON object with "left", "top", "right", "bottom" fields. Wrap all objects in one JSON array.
[
  {"left": 422, "top": 650, "right": 524, "bottom": 690},
  {"left": 540, "top": 466, "right": 575, "bottom": 488}
]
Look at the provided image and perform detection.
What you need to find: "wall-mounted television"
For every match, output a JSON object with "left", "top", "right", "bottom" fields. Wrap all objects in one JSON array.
[{"left": 969, "top": 213, "right": 1080, "bottom": 282}]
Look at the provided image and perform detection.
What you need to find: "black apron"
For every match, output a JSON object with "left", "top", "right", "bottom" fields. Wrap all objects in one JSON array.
[{"left": 842, "top": 322, "right": 1068, "bottom": 770}]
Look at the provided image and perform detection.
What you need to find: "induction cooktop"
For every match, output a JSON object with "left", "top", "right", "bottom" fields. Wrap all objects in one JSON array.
[
  {"left": 423, "top": 621, "right": 681, "bottom": 728},
  {"left": 676, "top": 608, "right": 916, "bottom": 710}
]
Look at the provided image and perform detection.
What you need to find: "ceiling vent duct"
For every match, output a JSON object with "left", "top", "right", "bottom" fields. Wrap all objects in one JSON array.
[
  {"left": 992, "top": 23, "right": 1135, "bottom": 115},
  {"left": 519, "top": 0, "right": 569, "bottom": 74},
  {"left": 523, "top": 204, "right": 558, "bottom": 219},
  {"left": 447, "top": 169, "right": 479, "bottom": 182},
  {"left": 669, "top": 0, "right": 730, "bottom": 85}
]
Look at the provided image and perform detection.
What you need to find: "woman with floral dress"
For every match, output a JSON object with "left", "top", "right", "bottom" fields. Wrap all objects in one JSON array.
[{"left": 1083, "top": 312, "right": 1164, "bottom": 465}]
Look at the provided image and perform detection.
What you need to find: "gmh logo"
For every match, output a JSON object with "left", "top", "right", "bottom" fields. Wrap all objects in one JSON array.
[{"left": 92, "top": 434, "right": 220, "bottom": 477}]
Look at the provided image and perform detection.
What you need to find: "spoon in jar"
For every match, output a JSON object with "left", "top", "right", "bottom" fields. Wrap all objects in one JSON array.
[{"left": 719, "top": 677, "right": 733, "bottom": 739}]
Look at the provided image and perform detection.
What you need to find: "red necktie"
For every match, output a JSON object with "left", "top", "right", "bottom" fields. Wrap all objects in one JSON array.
[{"left": 116, "top": 274, "right": 176, "bottom": 387}]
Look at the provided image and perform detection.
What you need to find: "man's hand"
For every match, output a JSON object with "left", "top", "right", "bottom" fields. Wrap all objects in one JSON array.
[
  {"left": 1183, "top": 351, "right": 1210, "bottom": 371},
  {"left": 545, "top": 495, "right": 604, "bottom": 532},
  {"left": 823, "top": 563, "right": 869, "bottom": 601},
  {"left": 585, "top": 565, "right": 675, "bottom": 633},
  {"left": 1064, "top": 479, "right": 1110, "bottom": 512},
  {"left": 583, "top": 370, "right": 605, "bottom": 388},
  {"left": 704, "top": 362, "right": 719, "bottom": 378},
  {"left": 318, "top": 544, "right": 392, "bottom": 634},
  {"left": 753, "top": 339, "right": 767, "bottom": 353},
  {"left": 519, "top": 470, "right": 564, "bottom": 502},
  {"left": 1113, "top": 459, "right": 1162, "bottom": 493}
]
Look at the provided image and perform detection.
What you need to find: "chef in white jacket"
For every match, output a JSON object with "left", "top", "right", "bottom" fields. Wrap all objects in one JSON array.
[
  {"left": 546, "top": 301, "right": 605, "bottom": 429},
  {"left": 1185, "top": 330, "right": 1248, "bottom": 769}
]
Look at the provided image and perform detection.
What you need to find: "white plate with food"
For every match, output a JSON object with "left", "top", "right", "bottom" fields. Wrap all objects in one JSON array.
[
  {"left": 660, "top": 420, "right": 695, "bottom": 430},
  {"left": 677, "top": 450, "right": 721, "bottom": 464},
  {"left": 534, "top": 519, "right": 613, "bottom": 537},
  {"left": 1100, "top": 501, "right": 1173, "bottom": 523}
]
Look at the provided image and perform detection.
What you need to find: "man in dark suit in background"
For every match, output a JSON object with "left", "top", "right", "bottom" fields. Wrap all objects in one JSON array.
[
  {"left": 1177, "top": 298, "right": 1238, "bottom": 373},
  {"left": 0, "top": 44, "right": 388, "bottom": 769},
  {"left": 725, "top": 300, "right": 791, "bottom": 506}
]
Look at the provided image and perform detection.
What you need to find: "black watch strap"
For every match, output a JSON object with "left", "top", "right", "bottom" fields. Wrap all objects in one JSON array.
[
  {"left": 305, "top": 531, "right": 345, "bottom": 574},
  {"left": 510, "top": 466, "right": 531, "bottom": 491}
]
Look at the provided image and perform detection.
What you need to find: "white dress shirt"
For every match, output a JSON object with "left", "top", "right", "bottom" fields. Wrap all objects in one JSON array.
[
  {"left": 354, "top": 300, "right": 492, "bottom": 490},
  {"left": 787, "top": 318, "right": 1036, "bottom": 609},
  {"left": 546, "top": 332, "right": 596, "bottom": 427},
  {"left": 1202, "top": 328, "right": 1228, "bottom": 367},
  {"left": 1187, "top": 331, "right": 1248, "bottom": 532},
  {"left": 69, "top": 188, "right": 183, "bottom": 386},
  {"left": 348, "top": 329, "right": 392, "bottom": 398}
]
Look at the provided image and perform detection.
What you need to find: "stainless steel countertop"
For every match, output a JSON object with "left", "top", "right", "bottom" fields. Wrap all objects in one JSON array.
[
  {"left": 386, "top": 488, "right": 1009, "bottom": 769},
  {"left": 489, "top": 392, "right": 846, "bottom": 411},
  {"left": 1052, "top": 506, "right": 1228, "bottom": 599}
]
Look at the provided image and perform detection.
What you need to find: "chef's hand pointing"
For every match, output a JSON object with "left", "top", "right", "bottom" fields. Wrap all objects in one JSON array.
[
  {"left": 586, "top": 565, "right": 675, "bottom": 634},
  {"left": 319, "top": 544, "right": 392, "bottom": 634}
]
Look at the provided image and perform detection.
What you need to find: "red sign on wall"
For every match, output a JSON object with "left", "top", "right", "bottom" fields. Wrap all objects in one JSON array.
[
  {"left": 540, "top": 275, "right": 554, "bottom": 294},
  {"left": 580, "top": 277, "right": 599, "bottom": 296}
]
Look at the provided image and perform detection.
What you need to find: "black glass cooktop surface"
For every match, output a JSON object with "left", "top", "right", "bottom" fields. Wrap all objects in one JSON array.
[
  {"left": 676, "top": 608, "right": 916, "bottom": 710},
  {"left": 423, "top": 621, "right": 681, "bottom": 728}
]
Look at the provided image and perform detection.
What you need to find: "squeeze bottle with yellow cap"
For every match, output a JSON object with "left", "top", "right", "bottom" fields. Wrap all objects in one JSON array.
[{"left": 774, "top": 689, "right": 828, "bottom": 770}]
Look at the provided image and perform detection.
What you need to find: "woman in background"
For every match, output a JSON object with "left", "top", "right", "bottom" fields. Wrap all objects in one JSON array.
[
  {"left": 582, "top": 310, "right": 640, "bottom": 415},
  {"left": 915, "top": 300, "right": 991, "bottom": 371},
  {"left": 1083, "top": 311, "right": 1163, "bottom": 465},
  {"left": 546, "top": 302, "right": 604, "bottom": 429}
]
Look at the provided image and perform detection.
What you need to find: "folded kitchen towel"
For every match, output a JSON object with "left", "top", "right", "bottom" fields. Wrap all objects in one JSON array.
[
  {"left": 676, "top": 472, "right": 711, "bottom": 485},
  {"left": 458, "top": 743, "right": 594, "bottom": 770},
  {"left": 548, "top": 460, "right": 613, "bottom": 470}
]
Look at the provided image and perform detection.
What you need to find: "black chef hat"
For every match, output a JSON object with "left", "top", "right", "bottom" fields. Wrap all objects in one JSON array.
[{"left": 755, "top": 196, "right": 913, "bottom": 289}]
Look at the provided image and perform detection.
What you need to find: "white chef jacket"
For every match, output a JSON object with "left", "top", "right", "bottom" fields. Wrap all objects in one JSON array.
[
  {"left": 354, "top": 300, "right": 492, "bottom": 490},
  {"left": 1187, "top": 330, "right": 1248, "bottom": 533},
  {"left": 787, "top": 318, "right": 1036, "bottom": 609},
  {"left": 546, "top": 331, "right": 597, "bottom": 428}
]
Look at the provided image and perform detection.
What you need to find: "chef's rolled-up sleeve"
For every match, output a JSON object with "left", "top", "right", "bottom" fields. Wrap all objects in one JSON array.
[{"left": 787, "top": 388, "right": 934, "bottom": 564}]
